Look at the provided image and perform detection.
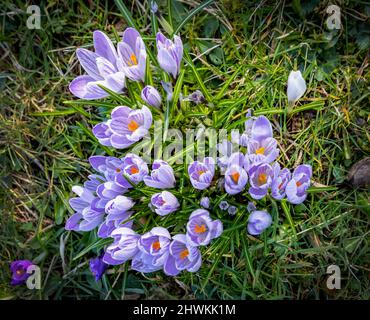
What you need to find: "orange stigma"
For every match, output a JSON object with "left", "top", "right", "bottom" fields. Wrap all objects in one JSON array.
[
  {"left": 258, "top": 173, "right": 267, "bottom": 185},
  {"left": 152, "top": 240, "right": 161, "bottom": 251},
  {"left": 197, "top": 170, "right": 206, "bottom": 176},
  {"left": 179, "top": 249, "right": 189, "bottom": 260},
  {"left": 127, "top": 53, "right": 138, "bottom": 66},
  {"left": 231, "top": 172, "right": 240, "bottom": 183},
  {"left": 194, "top": 224, "right": 206, "bottom": 234},
  {"left": 16, "top": 269, "right": 24, "bottom": 275},
  {"left": 127, "top": 119, "right": 139, "bottom": 132},
  {"left": 255, "top": 147, "right": 265, "bottom": 155},
  {"left": 296, "top": 181, "right": 302, "bottom": 187},
  {"left": 116, "top": 168, "right": 121, "bottom": 173},
  {"left": 130, "top": 166, "right": 139, "bottom": 174}
]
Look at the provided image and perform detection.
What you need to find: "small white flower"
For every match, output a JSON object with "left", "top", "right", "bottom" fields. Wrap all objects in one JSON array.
[{"left": 287, "top": 70, "right": 307, "bottom": 103}]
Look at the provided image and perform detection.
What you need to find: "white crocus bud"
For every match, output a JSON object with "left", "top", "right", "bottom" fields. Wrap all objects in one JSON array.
[{"left": 287, "top": 70, "right": 307, "bottom": 103}]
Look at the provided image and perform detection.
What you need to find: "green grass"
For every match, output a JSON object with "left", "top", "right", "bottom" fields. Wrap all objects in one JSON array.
[{"left": 0, "top": 0, "right": 369, "bottom": 300}]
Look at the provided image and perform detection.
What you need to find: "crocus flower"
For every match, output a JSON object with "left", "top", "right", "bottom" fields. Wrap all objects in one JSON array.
[
  {"left": 161, "top": 81, "right": 173, "bottom": 101},
  {"left": 224, "top": 163, "right": 248, "bottom": 195},
  {"left": 69, "top": 31, "right": 126, "bottom": 100},
  {"left": 248, "top": 162, "right": 274, "bottom": 200},
  {"left": 96, "top": 180, "right": 127, "bottom": 200},
  {"left": 250, "top": 115, "right": 273, "bottom": 142},
  {"left": 97, "top": 195, "right": 134, "bottom": 238},
  {"left": 247, "top": 210, "right": 272, "bottom": 235},
  {"left": 141, "top": 85, "right": 162, "bottom": 109},
  {"left": 188, "top": 157, "right": 215, "bottom": 190},
  {"left": 10, "top": 260, "right": 33, "bottom": 285},
  {"left": 117, "top": 28, "right": 147, "bottom": 82},
  {"left": 224, "top": 153, "right": 248, "bottom": 195},
  {"left": 285, "top": 164, "right": 312, "bottom": 204},
  {"left": 89, "top": 255, "right": 108, "bottom": 281},
  {"left": 271, "top": 163, "right": 291, "bottom": 200},
  {"left": 186, "top": 209, "right": 223, "bottom": 246},
  {"left": 287, "top": 70, "right": 307, "bottom": 103},
  {"left": 150, "top": 191, "right": 180, "bottom": 216},
  {"left": 66, "top": 184, "right": 105, "bottom": 232},
  {"left": 163, "top": 234, "right": 202, "bottom": 276},
  {"left": 108, "top": 105, "right": 153, "bottom": 149},
  {"left": 219, "top": 201, "right": 229, "bottom": 210},
  {"left": 144, "top": 160, "right": 176, "bottom": 189},
  {"left": 121, "top": 153, "right": 149, "bottom": 184},
  {"left": 103, "top": 227, "right": 140, "bottom": 265},
  {"left": 200, "top": 197, "right": 210, "bottom": 209},
  {"left": 138, "top": 227, "right": 171, "bottom": 267},
  {"left": 156, "top": 32, "right": 183, "bottom": 78},
  {"left": 247, "top": 137, "right": 279, "bottom": 164},
  {"left": 183, "top": 90, "right": 205, "bottom": 105},
  {"left": 228, "top": 206, "right": 237, "bottom": 216}
]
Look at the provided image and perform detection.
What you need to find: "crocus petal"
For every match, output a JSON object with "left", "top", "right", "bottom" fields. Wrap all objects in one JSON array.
[
  {"left": 93, "top": 30, "right": 118, "bottom": 66},
  {"left": 76, "top": 48, "right": 102, "bottom": 80}
]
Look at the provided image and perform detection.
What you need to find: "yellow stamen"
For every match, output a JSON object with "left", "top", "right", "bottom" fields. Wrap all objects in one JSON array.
[
  {"left": 258, "top": 173, "right": 267, "bottom": 185},
  {"left": 127, "top": 119, "right": 139, "bottom": 132},
  {"left": 179, "top": 249, "right": 189, "bottom": 260},
  {"left": 194, "top": 224, "right": 206, "bottom": 234},
  {"left": 16, "top": 269, "right": 24, "bottom": 275},
  {"left": 255, "top": 147, "right": 265, "bottom": 155},
  {"left": 231, "top": 172, "right": 240, "bottom": 183},
  {"left": 152, "top": 240, "right": 161, "bottom": 251},
  {"left": 197, "top": 170, "right": 206, "bottom": 176}
]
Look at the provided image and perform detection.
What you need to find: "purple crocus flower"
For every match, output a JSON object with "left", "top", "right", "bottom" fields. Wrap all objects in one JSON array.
[
  {"left": 10, "top": 260, "right": 33, "bottom": 285},
  {"left": 69, "top": 31, "right": 125, "bottom": 100},
  {"left": 144, "top": 160, "right": 176, "bottom": 189},
  {"left": 271, "top": 163, "right": 291, "bottom": 200},
  {"left": 156, "top": 32, "right": 183, "bottom": 78},
  {"left": 96, "top": 180, "right": 127, "bottom": 200},
  {"left": 103, "top": 227, "right": 140, "bottom": 265},
  {"left": 250, "top": 115, "right": 273, "bottom": 142},
  {"left": 219, "top": 201, "right": 229, "bottom": 210},
  {"left": 247, "top": 137, "right": 279, "bottom": 164},
  {"left": 224, "top": 153, "right": 248, "bottom": 195},
  {"left": 138, "top": 227, "right": 171, "bottom": 267},
  {"left": 200, "top": 197, "right": 210, "bottom": 209},
  {"left": 150, "top": 191, "right": 180, "bottom": 216},
  {"left": 141, "top": 85, "right": 162, "bottom": 109},
  {"left": 247, "top": 210, "right": 272, "bottom": 235},
  {"left": 97, "top": 195, "right": 134, "bottom": 238},
  {"left": 248, "top": 162, "right": 274, "bottom": 200},
  {"left": 285, "top": 164, "right": 312, "bottom": 204},
  {"left": 117, "top": 28, "right": 147, "bottom": 82},
  {"left": 186, "top": 209, "right": 223, "bottom": 246},
  {"left": 89, "top": 255, "right": 108, "bottom": 281},
  {"left": 188, "top": 157, "right": 215, "bottom": 190},
  {"left": 228, "top": 206, "right": 237, "bottom": 216},
  {"left": 107, "top": 105, "right": 153, "bottom": 149},
  {"left": 66, "top": 184, "right": 106, "bottom": 232},
  {"left": 121, "top": 153, "right": 149, "bottom": 184},
  {"left": 183, "top": 90, "right": 205, "bottom": 105},
  {"left": 163, "top": 234, "right": 202, "bottom": 276}
]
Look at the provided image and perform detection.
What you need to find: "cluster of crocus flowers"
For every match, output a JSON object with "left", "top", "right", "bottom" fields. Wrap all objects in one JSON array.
[
  {"left": 193, "top": 114, "right": 313, "bottom": 206},
  {"left": 100, "top": 209, "right": 222, "bottom": 276},
  {"left": 64, "top": 26, "right": 314, "bottom": 282}
]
